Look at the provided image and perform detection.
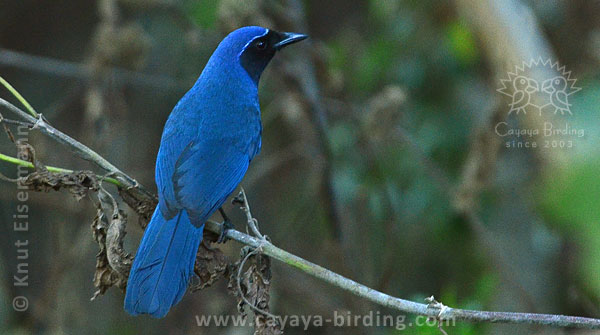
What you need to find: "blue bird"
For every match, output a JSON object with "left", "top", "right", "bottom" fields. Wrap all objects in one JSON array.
[{"left": 124, "top": 26, "right": 307, "bottom": 318}]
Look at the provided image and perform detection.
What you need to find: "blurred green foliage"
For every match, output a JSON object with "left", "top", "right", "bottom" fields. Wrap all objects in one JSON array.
[{"left": 185, "top": 0, "right": 219, "bottom": 29}]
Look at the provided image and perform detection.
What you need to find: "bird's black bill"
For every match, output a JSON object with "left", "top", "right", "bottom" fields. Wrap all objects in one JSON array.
[{"left": 273, "top": 32, "right": 309, "bottom": 50}]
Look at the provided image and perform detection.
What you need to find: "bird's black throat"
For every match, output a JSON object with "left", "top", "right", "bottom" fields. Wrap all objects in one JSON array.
[{"left": 239, "top": 30, "right": 279, "bottom": 85}]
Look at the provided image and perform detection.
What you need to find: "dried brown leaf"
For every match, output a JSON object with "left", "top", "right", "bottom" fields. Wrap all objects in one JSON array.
[
  {"left": 118, "top": 186, "right": 157, "bottom": 228},
  {"left": 20, "top": 170, "right": 98, "bottom": 201},
  {"left": 91, "top": 203, "right": 132, "bottom": 300},
  {"left": 228, "top": 247, "right": 282, "bottom": 335},
  {"left": 191, "top": 241, "right": 229, "bottom": 292}
]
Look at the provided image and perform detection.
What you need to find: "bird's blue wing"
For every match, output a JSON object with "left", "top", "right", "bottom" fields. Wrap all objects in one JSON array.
[
  {"left": 155, "top": 111, "right": 196, "bottom": 219},
  {"left": 172, "top": 137, "right": 250, "bottom": 226}
]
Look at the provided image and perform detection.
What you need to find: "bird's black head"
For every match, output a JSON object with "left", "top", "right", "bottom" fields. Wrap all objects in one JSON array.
[{"left": 234, "top": 27, "right": 308, "bottom": 84}]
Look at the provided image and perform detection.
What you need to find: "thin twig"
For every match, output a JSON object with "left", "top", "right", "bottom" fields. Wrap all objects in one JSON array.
[
  {"left": 0, "top": 97, "right": 156, "bottom": 202},
  {"left": 233, "top": 192, "right": 278, "bottom": 322},
  {"left": 0, "top": 152, "right": 120, "bottom": 186},
  {"left": 0, "top": 75, "right": 38, "bottom": 117},
  {"left": 236, "top": 188, "right": 264, "bottom": 239}
]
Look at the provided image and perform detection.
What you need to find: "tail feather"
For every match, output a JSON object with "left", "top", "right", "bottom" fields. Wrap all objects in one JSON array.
[{"left": 124, "top": 207, "right": 203, "bottom": 318}]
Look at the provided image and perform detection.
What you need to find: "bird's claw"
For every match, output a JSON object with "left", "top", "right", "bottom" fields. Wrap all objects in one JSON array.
[{"left": 216, "top": 220, "right": 234, "bottom": 243}]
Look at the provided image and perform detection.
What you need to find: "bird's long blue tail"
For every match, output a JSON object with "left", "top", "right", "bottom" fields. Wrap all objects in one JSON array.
[{"left": 124, "top": 207, "right": 203, "bottom": 318}]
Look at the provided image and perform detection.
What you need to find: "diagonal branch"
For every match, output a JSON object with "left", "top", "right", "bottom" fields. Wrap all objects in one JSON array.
[{"left": 205, "top": 220, "right": 600, "bottom": 329}]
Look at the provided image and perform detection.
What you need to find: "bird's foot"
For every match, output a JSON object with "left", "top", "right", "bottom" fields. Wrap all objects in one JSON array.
[{"left": 216, "top": 220, "right": 234, "bottom": 243}]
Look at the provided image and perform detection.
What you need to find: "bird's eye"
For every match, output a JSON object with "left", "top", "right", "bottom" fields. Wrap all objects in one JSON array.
[
  {"left": 555, "top": 79, "right": 560, "bottom": 84},
  {"left": 256, "top": 41, "right": 267, "bottom": 50}
]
